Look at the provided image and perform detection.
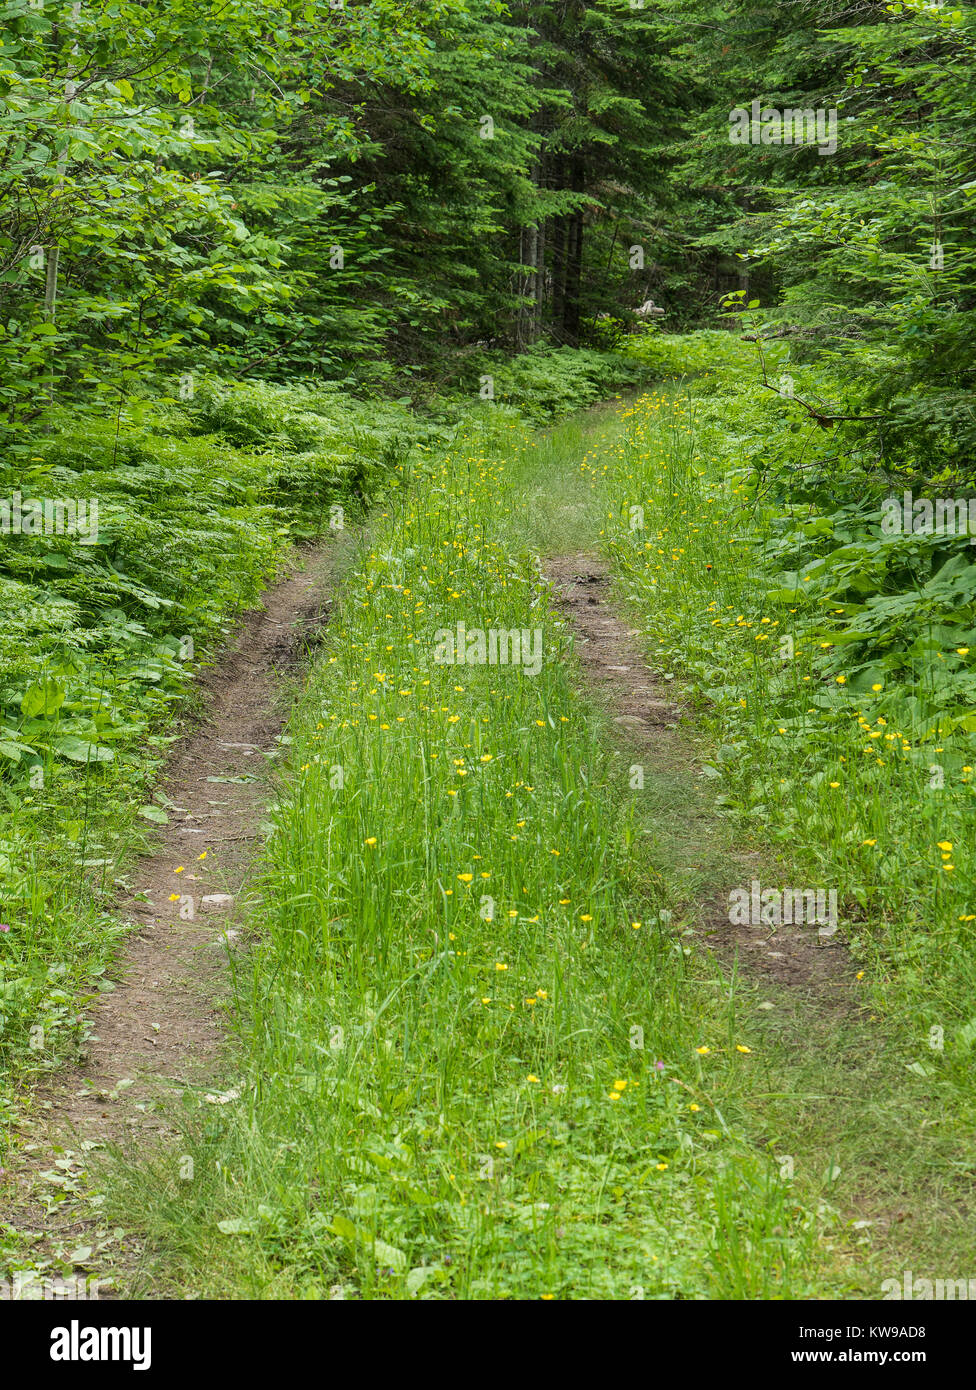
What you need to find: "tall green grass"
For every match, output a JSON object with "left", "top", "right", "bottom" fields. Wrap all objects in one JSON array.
[
  {"left": 0, "top": 384, "right": 401, "bottom": 1080},
  {"left": 598, "top": 379, "right": 976, "bottom": 1097},
  {"left": 93, "top": 362, "right": 976, "bottom": 1299},
  {"left": 0, "top": 352, "right": 640, "bottom": 1085},
  {"left": 108, "top": 407, "right": 846, "bottom": 1300}
]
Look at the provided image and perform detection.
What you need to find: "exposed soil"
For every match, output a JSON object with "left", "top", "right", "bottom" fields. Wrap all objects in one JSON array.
[
  {"left": 58, "top": 547, "right": 332, "bottom": 1137},
  {"left": 5, "top": 543, "right": 335, "bottom": 1290},
  {"left": 546, "top": 552, "right": 858, "bottom": 1002}
]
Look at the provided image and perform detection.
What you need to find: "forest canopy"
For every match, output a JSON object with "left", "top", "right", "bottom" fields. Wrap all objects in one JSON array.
[{"left": 1, "top": 0, "right": 972, "bottom": 468}]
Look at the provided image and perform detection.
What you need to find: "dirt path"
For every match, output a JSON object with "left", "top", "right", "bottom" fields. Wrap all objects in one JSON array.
[
  {"left": 546, "top": 552, "right": 857, "bottom": 1001},
  {"left": 6, "top": 544, "right": 335, "bottom": 1291}
]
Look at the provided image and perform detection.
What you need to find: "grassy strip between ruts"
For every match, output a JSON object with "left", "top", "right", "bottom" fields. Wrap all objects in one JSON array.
[{"left": 105, "top": 403, "right": 862, "bottom": 1300}]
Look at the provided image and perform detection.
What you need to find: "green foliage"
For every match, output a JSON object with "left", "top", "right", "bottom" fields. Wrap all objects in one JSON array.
[
  {"left": 460, "top": 344, "right": 646, "bottom": 422},
  {"left": 601, "top": 336, "right": 976, "bottom": 1027},
  {"left": 0, "top": 382, "right": 394, "bottom": 1064},
  {"left": 2, "top": 0, "right": 975, "bottom": 1301},
  {"left": 101, "top": 411, "right": 838, "bottom": 1300},
  {"left": 0, "top": 346, "right": 648, "bottom": 1071},
  {"left": 656, "top": 0, "right": 976, "bottom": 474}
]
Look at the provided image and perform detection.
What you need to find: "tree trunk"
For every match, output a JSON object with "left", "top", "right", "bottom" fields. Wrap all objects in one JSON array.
[
  {"left": 44, "top": 247, "right": 60, "bottom": 323},
  {"left": 526, "top": 223, "right": 538, "bottom": 346},
  {"left": 535, "top": 216, "right": 546, "bottom": 338},
  {"left": 562, "top": 155, "right": 585, "bottom": 347},
  {"left": 551, "top": 214, "right": 566, "bottom": 331},
  {"left": 550, "top": 157, "right": 568, "bottom": 331}
]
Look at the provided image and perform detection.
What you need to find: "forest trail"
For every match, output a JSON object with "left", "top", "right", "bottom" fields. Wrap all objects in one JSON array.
[
  {"left": 6, "top": 399, "right": 973, "bottom": 1302},
  {"left": 5, "top": 0, "right": 974, "bottom": 1330},
  {"left": 5, "top": 545, "right": 335, "bottom": 1291}
]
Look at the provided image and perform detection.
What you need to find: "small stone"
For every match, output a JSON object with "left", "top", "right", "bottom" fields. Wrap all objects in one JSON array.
[{"left": 201, "top": 893, "right": 234, "bottom": 912}]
